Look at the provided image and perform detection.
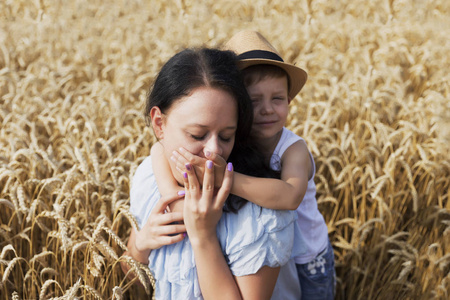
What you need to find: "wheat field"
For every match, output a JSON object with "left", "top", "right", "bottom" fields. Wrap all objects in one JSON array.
[{"left": 1, "top": 0, "right": 449, "bottom": 299}]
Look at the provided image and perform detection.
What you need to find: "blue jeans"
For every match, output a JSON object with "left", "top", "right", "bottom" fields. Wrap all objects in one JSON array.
[{"left": 295, "top": 241, "right": 336, "bottom": 300}]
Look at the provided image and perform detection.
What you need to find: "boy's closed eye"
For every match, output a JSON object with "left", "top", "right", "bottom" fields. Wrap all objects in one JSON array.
[
  {"left": 272, "top": 93, "right": 287, "bottom": 101},
  {"left": 250, "top": 96, "right": 261, "bottom": 102}
]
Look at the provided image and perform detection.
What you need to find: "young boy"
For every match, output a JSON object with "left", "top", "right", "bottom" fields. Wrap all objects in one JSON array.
[
  {"left": 152, "top": 30, "right": 336, "bottom": 299},
  {"left": 224, "top": 30, "right": 336, "bottom": 299}
]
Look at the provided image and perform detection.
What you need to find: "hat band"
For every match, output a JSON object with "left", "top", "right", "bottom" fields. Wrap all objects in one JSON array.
[{"left": 237, "top": 50, "right": 284, "bottom": 62}]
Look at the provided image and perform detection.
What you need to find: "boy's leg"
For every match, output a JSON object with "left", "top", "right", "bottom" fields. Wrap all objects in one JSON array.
[{"left": 295, "top": 241, "right": 336, "bottom": 300}]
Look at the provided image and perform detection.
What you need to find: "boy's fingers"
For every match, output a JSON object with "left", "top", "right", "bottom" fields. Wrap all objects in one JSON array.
[
  {"left": 175, "top": 165, "right": 183, "bottom": 173},
  {"left": 179, "top": 147, "right": 206, "bottom": 167},
  {"left": 207, "top": 152, "right": 227, "bottom": 167},
  {"left": 171, "top": 151, "right": 188, "bottom": 171},
  {"left": 216, "top": 162, "right": 233, "bottom": 208}
]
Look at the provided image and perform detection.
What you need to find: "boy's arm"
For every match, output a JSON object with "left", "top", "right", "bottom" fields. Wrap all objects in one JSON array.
[
  {"left": 233, "top": 140, "right": 312, "bottom": 210},
  {"left": 171, "top": 141, "right": 312, "bottom": 210},
  {"left": 151, "top": 142, "right": 184, "bottom": 212}
]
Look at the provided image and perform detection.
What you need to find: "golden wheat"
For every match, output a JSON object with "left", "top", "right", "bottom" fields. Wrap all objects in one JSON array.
[{"left": 1, "top": 0, "right": 449, "bottom": 299}]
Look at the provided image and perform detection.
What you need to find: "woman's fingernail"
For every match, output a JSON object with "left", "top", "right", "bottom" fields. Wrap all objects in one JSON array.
[
  {"left": 183, "top": 172, "right": 188, "bottom": 178},
  {"left": 183, "top": 233, "right": 187, "bottom": 238},
  {"left": 205, "top": 150, "right": 211, "bottom": 157},
  {"left": 227, "top": 162, "right": 233, "bottom": 171},
  {"left": 206, "top": 160, "right": 213, "bottom": 169},
  {"left": 185, "top": 163, "right": 192, "bottom": 171},
  {"left": 178, "top": 190, "right": 185, "bottom": 196}
]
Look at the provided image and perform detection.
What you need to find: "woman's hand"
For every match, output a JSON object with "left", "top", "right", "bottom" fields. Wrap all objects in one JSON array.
[
  {"left": 134, "top": 192, "right": 186, "bottom": 253},
  {"left": 171, "top": 147, "right": 227, "bottom": 188},
  {"left": 182, "top": 160, "right": 233, "bottom": 244}
]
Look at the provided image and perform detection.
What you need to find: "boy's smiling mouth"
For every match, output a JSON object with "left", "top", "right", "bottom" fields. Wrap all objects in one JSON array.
[{"left": 254, "top": 120, "right": 278, "bottom": 126}]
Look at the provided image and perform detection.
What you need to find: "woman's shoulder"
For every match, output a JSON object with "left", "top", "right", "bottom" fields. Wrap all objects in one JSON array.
[
  {"left": 129, "top": 156, "right": 160, "bottom": 229},
  {"left": 132, "top": 156, "right": 153, "bottom": 184}
]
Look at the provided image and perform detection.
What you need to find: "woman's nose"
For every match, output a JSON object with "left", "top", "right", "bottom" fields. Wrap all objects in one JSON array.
[{"left": 204, "top": 137, "right": 223, "bottom": 156}]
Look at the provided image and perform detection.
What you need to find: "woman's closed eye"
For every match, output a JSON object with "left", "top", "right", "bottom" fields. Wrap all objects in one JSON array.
[
  {"left": 219, "top": 135, "right": 233, "bottom": 143},
  {"left": 190, "top": 134, "right": 206, "bottom": 141},
  {"left": 190, "top": 134, "right": 232, "bottom": 143}
]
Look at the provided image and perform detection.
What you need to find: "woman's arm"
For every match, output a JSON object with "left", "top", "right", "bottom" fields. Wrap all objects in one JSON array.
[
  {"left": 191, "top": 232, "right": 280, "bottom": 299},
  {"left": 183, "top": 161, "right": 280, "bottom": 299}
]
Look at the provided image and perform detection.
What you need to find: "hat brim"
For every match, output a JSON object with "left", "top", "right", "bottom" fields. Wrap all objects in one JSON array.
[{"left": 236, "top": 59, "right": 307, "bottom": 99}]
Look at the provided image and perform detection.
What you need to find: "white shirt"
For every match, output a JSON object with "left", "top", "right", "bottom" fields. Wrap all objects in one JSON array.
[{"left": 271, "top": 127, "right": 329, "bottom": 264}]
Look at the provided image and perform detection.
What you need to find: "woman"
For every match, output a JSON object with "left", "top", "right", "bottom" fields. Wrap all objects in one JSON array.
[{"left": 123, "top": 48, "right": 303, "bottom": 299}]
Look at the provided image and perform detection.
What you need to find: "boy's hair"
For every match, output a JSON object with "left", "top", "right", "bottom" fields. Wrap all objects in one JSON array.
[{"left": 241, "top": 64, "right": 290, "bottom": 93}]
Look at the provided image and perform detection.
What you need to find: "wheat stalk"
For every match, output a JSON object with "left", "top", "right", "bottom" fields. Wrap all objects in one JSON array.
[{"left": 1, "top": 0, "right": 449, "bottom": 299}]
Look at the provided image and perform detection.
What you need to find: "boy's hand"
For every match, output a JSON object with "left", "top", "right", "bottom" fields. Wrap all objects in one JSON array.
[{"left": 171, "top": 147, "right": 227, "bottom": 188}]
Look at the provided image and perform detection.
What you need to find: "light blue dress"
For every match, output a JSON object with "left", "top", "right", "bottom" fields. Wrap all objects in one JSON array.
[{"left": 130, "top": 156, "right": 306, "bottom": 299}]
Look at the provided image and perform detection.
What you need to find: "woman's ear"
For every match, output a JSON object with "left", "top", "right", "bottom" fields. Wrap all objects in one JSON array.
[{"left": 150, "top": 107, "right": 164, "bottom": 139}]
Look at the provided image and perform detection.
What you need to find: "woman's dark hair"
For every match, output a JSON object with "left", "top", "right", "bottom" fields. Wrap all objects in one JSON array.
[
  {"left": 145, "top": 48, "right": 279, "bottom": 212},
  {"left": 145, "top": 48, "right": 252, "bottom": 149}
]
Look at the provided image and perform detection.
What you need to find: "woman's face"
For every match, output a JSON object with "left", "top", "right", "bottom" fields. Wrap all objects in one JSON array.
[{"left": 152, "top": 86, "right": 238, "bottom": 183}]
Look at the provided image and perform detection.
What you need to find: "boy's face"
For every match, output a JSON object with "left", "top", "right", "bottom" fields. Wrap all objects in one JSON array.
[{"left": 246, "top": 75, "right": 290, "bottom": 141}]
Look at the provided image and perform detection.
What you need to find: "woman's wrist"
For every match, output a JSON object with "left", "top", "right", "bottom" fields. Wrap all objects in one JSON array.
[
  {"left": 189, "top": 231, "right": 219, "bottom": 249},
  {"left": 133, "top": 231, "right": 151, "bottom": 263}
]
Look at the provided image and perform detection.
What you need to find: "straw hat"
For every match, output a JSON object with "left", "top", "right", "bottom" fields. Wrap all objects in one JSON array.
[{"left": 225, "top": 30, "right": 307, "bottom": 99}]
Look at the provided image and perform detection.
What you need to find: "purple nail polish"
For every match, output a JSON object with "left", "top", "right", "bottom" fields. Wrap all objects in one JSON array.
[
  {"left": 178, "top": 190, "right": 185, "bottom": 196},
  {"left": 183, "top": 172, "right": 188, "bottom": 178},
  {"left": 205, "top": 150, "right": 211, "bottom": 157},
  {"left": 227, "top": 162, "right": 233, "bottom": 171},
  {"left": 207, "top": 160, "right": 213, "bottom": 169},
  {"left": 185, "top": 163, "right": 191, "bottom": 171}
]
